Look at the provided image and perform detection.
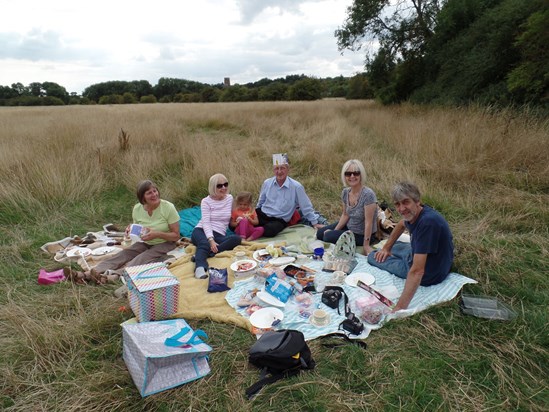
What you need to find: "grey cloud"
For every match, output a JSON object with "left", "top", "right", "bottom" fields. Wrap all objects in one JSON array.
[
  {"left": 0, "top": 28, "right": 106, "bottom": 62},
  {"left": 142, "top": 42, "right": 360, "bottom": 86},
  {"left": 236, "top": 0, "right": 324, "bottom": 24}
]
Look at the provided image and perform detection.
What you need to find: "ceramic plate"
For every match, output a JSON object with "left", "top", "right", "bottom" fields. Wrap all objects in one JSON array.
[
  {"left": 249, "top": 307, "right": 284, "bottom": 329},
  {"left": 66, "top": 247, "right": 92, "bottom": 258},
  {"left": 270, "top": 256, "right": 296, "bottom": 266},
  {"left": 345, "top": 272, "right": 375, "bottom": 287},
  {"left": 230, "top": 259, "right": 257, "bottom": 272},
  {"left": 256, "top": 290, "right": 286, "bottom": 307},
  {"left": 91, "top": 246, "right": 120, "bottom": 256},
  {"left": 253, "top": 249, "right": 272, "bottom": 262}
]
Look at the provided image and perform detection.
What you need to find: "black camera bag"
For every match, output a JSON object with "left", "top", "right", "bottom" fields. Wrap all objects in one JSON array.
[{"left": 321, "top": 286, "right": 344, "bottom": 314}]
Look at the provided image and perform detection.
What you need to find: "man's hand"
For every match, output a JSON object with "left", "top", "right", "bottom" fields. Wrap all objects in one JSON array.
[
  {"left": 313, "top": 223, "right": 324, "bottom": 230},
  {"left": 374, "top": 248, "right": 392, "bottom": 262}
]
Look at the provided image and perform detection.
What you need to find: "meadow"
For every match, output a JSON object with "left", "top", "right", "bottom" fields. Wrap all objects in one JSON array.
[{"left": 0, "top": 100, "right": 547, "bottom": 411}]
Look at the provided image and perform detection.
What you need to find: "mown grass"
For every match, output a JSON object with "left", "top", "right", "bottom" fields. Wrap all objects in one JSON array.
[{"left": 0, "top": 101, "right": 547, "bottom": 411}]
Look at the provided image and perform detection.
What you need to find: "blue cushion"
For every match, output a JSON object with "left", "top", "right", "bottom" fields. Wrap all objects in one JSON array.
[
  {"left": 178, "top": 206, "right": 235, "bottom": 237},
  {"left": 178, "top": 206, "right": 202, "bottom": 237}
]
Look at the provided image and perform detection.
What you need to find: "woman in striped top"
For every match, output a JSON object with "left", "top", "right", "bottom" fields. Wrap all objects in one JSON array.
[{"left": 191, "top": 173, "right": 242, "bottom": 279}]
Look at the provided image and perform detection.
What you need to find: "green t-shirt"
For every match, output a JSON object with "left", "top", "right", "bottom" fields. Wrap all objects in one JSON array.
[{"left": 132, "top": 199, "right": 180, "bottom": 245}]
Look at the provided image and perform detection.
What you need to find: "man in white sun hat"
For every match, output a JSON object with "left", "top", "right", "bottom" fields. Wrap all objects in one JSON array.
[{"left": 256, "top": 153, "right": 324, "bottom": 237}]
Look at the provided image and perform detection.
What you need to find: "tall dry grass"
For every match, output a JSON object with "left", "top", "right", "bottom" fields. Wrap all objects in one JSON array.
[{"left": 0, "top": 101, "right": 547, "bottom": 411}]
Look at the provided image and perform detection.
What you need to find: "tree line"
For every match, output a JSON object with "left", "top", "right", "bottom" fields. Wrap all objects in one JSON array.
[
  {"left": 0, "top": 75, "right": 371, "bottom": 106},
  {"left": 336, "top": 0, "right": 548, "bottom": 108}
]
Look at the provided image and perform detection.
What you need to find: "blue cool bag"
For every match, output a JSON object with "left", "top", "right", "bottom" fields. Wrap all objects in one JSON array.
[{"left": 122, "top": 319, "right": 212, "bottom": 397}]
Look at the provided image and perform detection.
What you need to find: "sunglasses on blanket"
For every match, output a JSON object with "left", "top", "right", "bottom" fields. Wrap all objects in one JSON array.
[
  {"left": 216, "top": 182, "right": 229, "bottom": 189},
  {"left": 344, "top": 171, "right": 361, "bottom": 177}
]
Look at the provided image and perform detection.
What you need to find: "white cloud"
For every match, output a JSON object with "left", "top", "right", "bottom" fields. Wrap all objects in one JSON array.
[{"left": 0, "top": 0, "right": 369, "bottom": 94}]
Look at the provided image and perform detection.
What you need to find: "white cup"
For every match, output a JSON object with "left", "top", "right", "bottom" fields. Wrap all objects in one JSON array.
[
  {"left": 311, "top": 309, "right": 329, "bottom": 326},
  {"left": 234, "top": 251, "right": 246, "bottom": 261},
  {"left": 332, "top": 270, "right": 346, "bottom": 284}
]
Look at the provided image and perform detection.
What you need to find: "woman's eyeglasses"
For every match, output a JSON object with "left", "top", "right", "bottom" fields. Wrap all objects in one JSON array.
[
  {"left": 216, "top": 182, "right": 229, "bottom": 189},
  {"left": 344, "top": 171, "right": 361, "bottom": 177}
]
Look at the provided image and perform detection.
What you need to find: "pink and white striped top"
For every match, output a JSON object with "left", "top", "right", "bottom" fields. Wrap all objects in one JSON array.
[{"left": 195, "top": 194, "right": 233, "bottom": 239}]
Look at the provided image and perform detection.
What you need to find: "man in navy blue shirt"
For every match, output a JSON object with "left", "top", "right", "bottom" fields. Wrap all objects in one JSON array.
[{"left": 368, "top": 181, "right": 454, "bottom": 310}]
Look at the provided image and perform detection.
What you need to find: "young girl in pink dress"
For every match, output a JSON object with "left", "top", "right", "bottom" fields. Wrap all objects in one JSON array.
[{"left": 231, "top": 192, "right": 264, "bottom": 241}]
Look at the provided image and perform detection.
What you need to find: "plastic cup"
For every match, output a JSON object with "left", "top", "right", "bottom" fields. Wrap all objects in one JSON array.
[{"left": 313, "top": 247, "right": 324, "bottom": 260}]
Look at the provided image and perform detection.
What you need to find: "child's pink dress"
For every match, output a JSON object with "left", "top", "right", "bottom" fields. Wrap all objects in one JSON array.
[{"left": 231, "top": 208, "right": 264, "bottom": 240}]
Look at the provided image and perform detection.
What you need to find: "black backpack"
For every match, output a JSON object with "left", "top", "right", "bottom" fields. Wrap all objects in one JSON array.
[{"left": 246, "top": 329, "right": 315, "bottom": 399}]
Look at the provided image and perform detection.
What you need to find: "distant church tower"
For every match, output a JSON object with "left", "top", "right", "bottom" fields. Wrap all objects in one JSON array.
[{"left": 224, "top": 77, "right": 231, "bottom": 88}]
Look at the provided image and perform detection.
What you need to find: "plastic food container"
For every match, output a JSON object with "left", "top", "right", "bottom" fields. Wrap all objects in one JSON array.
[
  {"left": 460, "top": 294, "right": 516, "bottom": 320},
  {"left": 358, "top": 301, "right": 389, "bottom": 325}
]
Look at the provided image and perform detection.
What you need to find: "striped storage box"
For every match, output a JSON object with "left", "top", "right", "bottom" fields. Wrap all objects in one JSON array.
[{"left": 124, "top": 262, "right": 180, "bottom": 322}]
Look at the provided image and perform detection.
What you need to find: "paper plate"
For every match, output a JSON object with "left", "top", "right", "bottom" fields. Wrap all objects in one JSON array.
[
  {"left": 253, "top": 249, "right": 272, "bottom": 262},
  {"left": 345, "top": 272, "right": 375, "bottom": 287},
  {"left": 256, "top": 290, "right": 286, "bottom": 308},
  {"left": 270, "top": 256, "right": 296, "bottom": 266},
  {"left": 230, "top": 259, "right": 257, "bottom": 273},
  {"left": 66, "top": 247, "right": 92, "bottom": 258},
  {"left": 249, "top": 307, "right": 284, "bottom": 329},
  {"left": 91, "top": 246, "right": 121, "bottom": 256}
]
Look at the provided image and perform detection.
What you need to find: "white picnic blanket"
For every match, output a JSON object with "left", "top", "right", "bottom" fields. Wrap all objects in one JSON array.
[{"left": 225, "top": 254, "right": 477, "bottom": 341}]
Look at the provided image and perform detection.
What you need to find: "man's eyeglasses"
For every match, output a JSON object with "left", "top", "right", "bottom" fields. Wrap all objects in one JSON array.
[
  {"left": 216, "top": 182, "right": 229, "bottom": 189},
  {"left": 344, "top": 171, "right": 361, "bottom": 177}
]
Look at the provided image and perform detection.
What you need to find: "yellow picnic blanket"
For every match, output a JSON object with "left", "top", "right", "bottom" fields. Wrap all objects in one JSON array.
[{"left": 168, "top": 225, "right": 317, "bottom": 330}]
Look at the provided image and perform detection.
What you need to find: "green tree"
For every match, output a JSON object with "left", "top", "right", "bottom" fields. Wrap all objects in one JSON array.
[
  {"left": 11, "top": 82, "right": 28, "bottom": 96},
  {"left": 140, "top": 94, "right": 157, "bottom": 104},
  {"left": 29, "top": 82, "right": 43, "bottom": 96},
  {"left": 336, "top": 0, "right": 442, "bottom": 103},
  {"left": 0, "top": 85, "right": 18, "bottom": 99},
  {"left": 414, "top": 0, "right": 542, "bottom": 106},
  {"left": 42, "top": 82, "right": 69, "bottom": 102},
  {"left": 122, "top": 92, "right": 137, "bottom": 104},
  {"left": 323, "top": 76, "right": 349, "bottom": 98},
  {"left": 507, "top": 6, "right": 549, "bottom": 105},
  {"left": 366, "top": 48, "right": 397, "bottom": 103},
  {"left": 219, "top": 85, "right": 250, "bottom": 102},
  {"left": 99, "top": 94, "right": 124, "bottom": 104},
  {"left": 335, "top": 0, "right": 441, "bottom": 60},
  {"left": 287, "top": 78, "right": 322, "bottom": 101},
  {"left": 258, "top": 82, "right": 289, "bottom": 101},
  {"left": 346, "top": 73, "right": 372, "bottom": 99},
  {"left": 200, "top": 87, "right": 221, "bottom": 102}
]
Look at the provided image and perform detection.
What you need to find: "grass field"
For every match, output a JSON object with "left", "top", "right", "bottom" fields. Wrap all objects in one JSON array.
[{"left": 0, "top": 100, "right": 547, "bottom": 411}]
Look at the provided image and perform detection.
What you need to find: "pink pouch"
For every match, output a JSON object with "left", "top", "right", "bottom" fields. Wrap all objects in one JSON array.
[{"left": 38, "top": 268, "right": 66, "bottom": 285}]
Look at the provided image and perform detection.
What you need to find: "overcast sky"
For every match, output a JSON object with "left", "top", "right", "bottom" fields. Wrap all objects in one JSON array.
[{"left": 0, "top": 0, "right": 370, "bottom": 94}]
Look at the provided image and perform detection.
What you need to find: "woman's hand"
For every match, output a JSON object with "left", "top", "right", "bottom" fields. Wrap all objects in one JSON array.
[
  {"left": 140, "top": 227, "right": 154, "bottom": 241},
  {"left": 364, "top": 245, "right": 374, "bottom": 255},
  {"left": 209, "top": 237, "right": 219, "bottom": 253}
]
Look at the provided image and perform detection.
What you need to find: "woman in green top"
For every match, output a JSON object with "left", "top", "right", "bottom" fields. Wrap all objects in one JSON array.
[{"left": 72, "top": 180, "right": 180, "bottom": 284}]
